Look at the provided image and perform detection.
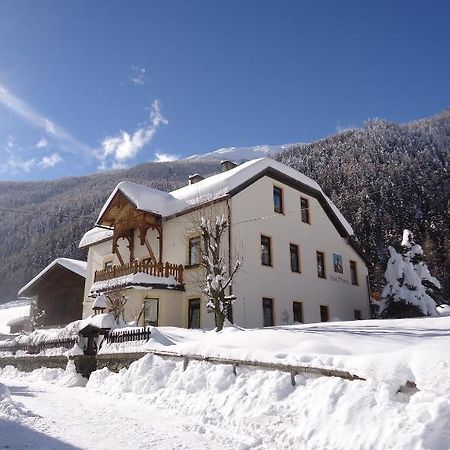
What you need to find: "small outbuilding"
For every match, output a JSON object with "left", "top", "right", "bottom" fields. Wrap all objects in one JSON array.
[{"left": 18, "top": 258, "right": 87, "bottom": 327}]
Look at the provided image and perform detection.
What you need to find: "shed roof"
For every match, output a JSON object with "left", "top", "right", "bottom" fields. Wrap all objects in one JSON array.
[{"left": 18, "top": 258, "right": 87, "bottom": 296}]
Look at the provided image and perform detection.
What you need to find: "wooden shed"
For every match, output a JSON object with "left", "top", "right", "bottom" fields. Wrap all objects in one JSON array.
[{"left": 18, "top": 258, "right": 87, "bottom": 327}]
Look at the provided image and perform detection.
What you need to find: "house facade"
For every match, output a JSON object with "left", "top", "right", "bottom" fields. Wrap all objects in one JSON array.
[{"left": 80, "top": 158, "right": 370, "bottom": 329}]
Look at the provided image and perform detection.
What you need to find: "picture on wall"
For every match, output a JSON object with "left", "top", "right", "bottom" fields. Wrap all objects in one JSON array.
[{"left": 333, "top": 253, "right": 343, "bottom": 273}]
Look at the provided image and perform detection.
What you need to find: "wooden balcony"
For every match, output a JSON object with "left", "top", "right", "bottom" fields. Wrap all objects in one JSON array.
[{"left": 94, "top": 261, "right": 184, "bottom": 284}]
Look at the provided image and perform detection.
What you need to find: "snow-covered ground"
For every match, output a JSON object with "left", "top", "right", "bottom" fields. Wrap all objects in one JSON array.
[{"left": 1, "top": 316, "right": 450, "bottom": 449}]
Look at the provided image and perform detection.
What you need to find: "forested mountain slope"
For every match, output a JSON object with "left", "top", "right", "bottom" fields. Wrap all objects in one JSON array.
[
  {"left": 0, "top": 161, "right": 219, "bottom": 303},
  {"left": 276, "top": 110, "right": 449, "bottom": 299},
  {"left": 0, "top": 110, "right": 448, "bottom": 304}
]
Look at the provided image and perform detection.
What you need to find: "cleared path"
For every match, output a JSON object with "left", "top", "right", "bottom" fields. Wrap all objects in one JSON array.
[{"left": 0, "top": 379, "right": 228, "bottom": 450}]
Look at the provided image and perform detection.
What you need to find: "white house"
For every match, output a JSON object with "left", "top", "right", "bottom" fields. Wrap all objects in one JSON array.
[{"left": 79, "top": 158, "right": 370, "bottom": 329}]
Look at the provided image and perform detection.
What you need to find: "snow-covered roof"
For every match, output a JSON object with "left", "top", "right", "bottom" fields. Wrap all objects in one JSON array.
[
  {"left": 79, "top": 313, "right": 119, "bottom": 330},
  {"left": 79, "top": 227, "right": 113, "bottom": 249},
  {"left": 0, "top": 300, "right": 31, "bottom": 334},
  {"left": 90, "top": 272, "right": 179, "bottom": 295},
  {"left": 18, "top": 258, "right": 87, "bottom": 296},
  {"left": 6, "top": 315, "right": 30, "bottom": 327},
  {"left": 92, "top": 158, "right": 354, "bottom": 237},
  {"left": 92, "top": 294, "right": 108, "bottom": 310}
]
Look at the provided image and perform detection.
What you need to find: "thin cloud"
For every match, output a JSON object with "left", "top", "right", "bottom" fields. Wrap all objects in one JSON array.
[
  {"left": 38, "top": 153, "right": 62, "bottom": 168},
  {"left": 96, "top": 99, "right": 167, "bottom": 170},
  {"left": 130, "top": 66, "right": 149, "bottom": 86},
  {"left": 154, "top": 152, "right": 179, "bottom": 162},
  {"left": 0, "top": 83, "right": 91, "bottom": 158},
  {"left": 0, "top": 137, "right": 62, "bottom": 174},
  {"left": 36, "top": 137, "right": 48, "bottom": 149}
]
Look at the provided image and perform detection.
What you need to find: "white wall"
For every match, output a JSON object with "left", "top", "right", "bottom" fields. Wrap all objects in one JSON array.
[{"left": 230, "top": 176, "right": 370, "bottom": 328}]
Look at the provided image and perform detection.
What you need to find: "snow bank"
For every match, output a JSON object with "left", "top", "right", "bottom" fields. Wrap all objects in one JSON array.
[
  {"left": 0, "top": 383, "right": 23, "bottom": 420},
  {"left": 0, "top": 361, "right": 87, "bottom": 388},
  {"left": 86, "top": 352, "right": 450, "bottom": 450}
]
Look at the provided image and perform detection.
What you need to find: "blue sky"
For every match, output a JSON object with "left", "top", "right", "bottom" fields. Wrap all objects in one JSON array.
[{"left": 0, "top": 0, "right": 449, "bottom": 181}]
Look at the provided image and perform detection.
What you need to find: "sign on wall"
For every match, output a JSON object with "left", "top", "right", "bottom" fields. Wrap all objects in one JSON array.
[{"left": 332, "top": 253, "right": 343, "bottom": 274}]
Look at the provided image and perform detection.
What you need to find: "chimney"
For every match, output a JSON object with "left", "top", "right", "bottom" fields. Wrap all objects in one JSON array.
[
  {"left": 189, "top": 173, "right": 204, "bottom": 185},
  {"left": 221, "top": 160, "right": 237, "bottom": 172}
]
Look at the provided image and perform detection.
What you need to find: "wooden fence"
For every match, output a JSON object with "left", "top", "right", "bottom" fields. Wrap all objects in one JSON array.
[
  {"left": 0, "top": 337, "right": 77, "bottom": 355},
  {"left": 104, "top": 327, "right": 152, "bottom": 344},
  {"left": 94, "top": 261, "right": 184, "bottom": 284}
]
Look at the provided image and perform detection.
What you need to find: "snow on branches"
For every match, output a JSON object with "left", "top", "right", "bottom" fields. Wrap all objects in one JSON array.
[
  {"left": 379, "top": 229, "right": 441, "bottom": 318},
  {"left": 200, "top": 214, "right": 240, "bottom": 331}
]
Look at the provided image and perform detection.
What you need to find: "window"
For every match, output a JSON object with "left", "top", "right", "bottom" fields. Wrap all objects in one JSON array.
[
  {"left": 188, "top": 298, "right": 201, "bottom": 329},
  {"left": 300, "top": 197, "right": 310, "bottom": 223},
  {"left": 354, "top": 309, "right": 362, "bottom": 320},
  {"left": 350, "top": 260, "right": 358, "bottom": 285},
  {"left": 273, "top": 186, "right": 283, "bottom": 213},
  {"left": 104, "top": 261, "right": 113, "bottom": 270},
  {"left": 144, "top": 298, "right": 159, "bottom": 326},
  {"left": 261, "top": 235, "right": 272, "bottom": 266},
  {"left": 290, "top": 244, "right": 300, "bottom": 272},
  {"left": 316, "top": 251, "right": 326, "bottom": 278},
  {"left": 320, "top": 305, "right": 329, "bottom": 322},
  {"left": 188, "top": 236, "right": 201, "bottom": 266},
  {"left": 262, "top": 298, "right": 274, "bottom": 327},
  {"left": 293, "top": 301, "right": 303, "bottom": 323}
]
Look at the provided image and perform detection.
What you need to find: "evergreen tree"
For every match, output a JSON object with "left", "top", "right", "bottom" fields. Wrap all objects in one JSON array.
[{"left": 379, "top": 230, "right": 441, "bottom": 318}]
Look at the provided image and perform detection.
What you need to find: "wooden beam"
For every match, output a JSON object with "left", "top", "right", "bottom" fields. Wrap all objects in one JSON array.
[
  {"left": 158, "top": 227, "right": 163, "bottom": 264},
  {"left": 144, "top": 237, "right": 157, "bottom": 264},
  {"left": 115, "top": 248, "right": 125, "bottom": 267}
]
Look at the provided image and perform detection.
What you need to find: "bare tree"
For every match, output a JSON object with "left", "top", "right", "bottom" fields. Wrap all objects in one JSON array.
[
  {"left": 108, "top": 294, "right": 128, "bottom": 324},
  {"left": 200, "top": 214, "right": 240, "bottom": 332}
]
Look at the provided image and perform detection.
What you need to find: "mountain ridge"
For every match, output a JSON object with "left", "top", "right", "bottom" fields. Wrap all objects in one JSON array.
[{"left": 0, "top": 110, "right": 448, "bottom": 304}]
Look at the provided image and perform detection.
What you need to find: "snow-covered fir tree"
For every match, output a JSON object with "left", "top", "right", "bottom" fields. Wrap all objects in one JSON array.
[
  {"left": 379, "top": 230, "right": 441, "bottom": 318},
  {"left": 200, "top": 215, "right": 240, "bottom": 332}
]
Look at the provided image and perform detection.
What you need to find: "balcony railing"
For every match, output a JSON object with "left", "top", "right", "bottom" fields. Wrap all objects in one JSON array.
[{"left": 94, "top": 261, "right": 184, "bottom": 284}]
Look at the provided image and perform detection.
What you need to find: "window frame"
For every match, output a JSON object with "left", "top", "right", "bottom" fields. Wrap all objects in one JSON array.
[
  {"left": 293, "top": 301, "right": 303, "bottom": 323},
  {"left": 188, "top": 298, "right": 201, "bottom": 329},
  {"left": 262, "top": 297, "right": 274, "bottom": 327},
  {"left": 261, "top": 235, "right": 273, "bottom": 267},
  {"left": 188, "top": 236, "right": 202, "bottom": 267},
  {"left": 350, "top": 260, "right": 359, "bottom": 285},
  {"left": 143, "top": 297, "right": 159, "bottom": 327},
  {"left": 316, "top": 251, "right": 326, "bottom": 279},
  {"left": 290, "top": 243, "right": 301, "bottom": 273},
  {"left": 320, "top": 305, "right": 329, "bottom": 322},
  {"left": 300, "top": 197, "right": 310, "bottom": 224},
  {"left": 273, "top": 185, "right": 284, "bottom": 214}
]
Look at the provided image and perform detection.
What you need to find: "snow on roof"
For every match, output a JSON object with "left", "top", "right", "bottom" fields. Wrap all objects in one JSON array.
[
  {"left": 79, "top": 226, "right": 113, "bottom": 248},
  {"left": 93, "top": 158, "right": 354, "bottom": 236},
  {"left": 79, "top": 313, "right": 123, "bottom": 330},
  {"left": 96, "top": 181, "right": 188, "bottom": 224},
  {"left": 0, "top": 300, "right": 31, "bottom": 334},
  {"left": 6, "top": 315, "right": 30, "bottom": 327},
  {"left": 90, "top": 272, "right": 179, "bottom": 295},
  {"left": 18, "top": 258, "right": 87, "bottom": 296},
  {"left": 92, "top": 294, "right": 108, "bottom": 310}
]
